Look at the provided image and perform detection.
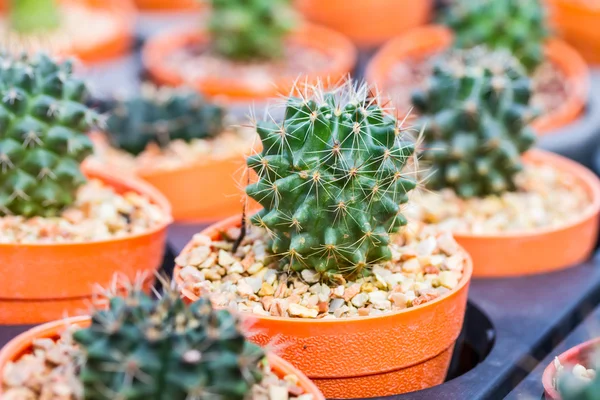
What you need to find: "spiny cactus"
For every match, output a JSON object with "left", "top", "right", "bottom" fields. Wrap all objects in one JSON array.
[
  {"left": 73, "top": 286, "right": 264, "bottom": 400},
  {"left": 208, "top": 0, "right": 297, "bottom": 61},
  {"left": 411, "top": 48, "right": 537, "bottom": 198},
  {"left": 246, "top": 81, "right": 417, "bottom": 281},
  {"left": 9, "top": 0, "right": 61, "bottom": 34},
  {"left": 105, "top": 85, "right": 225, "bottom": 156},
  {"left": 442, "top": 0, "right": 549, "bottom": 72},
  {"left": 0, "top": 52, "right": 97, "bottom": 217}
]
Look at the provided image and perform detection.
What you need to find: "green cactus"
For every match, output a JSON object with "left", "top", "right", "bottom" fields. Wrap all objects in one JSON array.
[
  {"left": 208, "top": 0, "right": 297, "bottom": 61},
  {"left": 411, "top": 48, "right": 537, "bottom": 198},
  {"left": 9, "top": 0, "right": 61, "bottom": 34},
  {"left": 559, "top": 358, "right": 600, "bottom": 400},
  {"left": 73, "top": 287, "right": 264, "bottom": 400},
  {"left": 105, "top": 86, "right": 225, "bottom": 156},
  {"left": 442, "top": 0, "right": 549, "bottom": 72},
  {"left": 0, "top": 52, "right": 97, "bottom": 217},
  {"left": 246, "top": 82, "right": 417, "bottom": 281}
]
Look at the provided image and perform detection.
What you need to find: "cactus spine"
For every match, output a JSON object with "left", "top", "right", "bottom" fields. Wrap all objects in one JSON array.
[
  {"left": 0, "top": 52, "right": 97, "bottom": 217},
  {"left": 246, "top": 81, "right": 417, "bottom": 281},
  {"left": 105, "top": 85, "right": 225, "bottom": 156},
  {"left": 73, "top": 287, "right": 264, "bottom": 400},
  {"left": 411, "top": 48, "right": 537, "bottom": 198},
  {"left": 208, "top": 0, "right": 297, "bottom": 61},
  {"left": 442, "top": 0, "right": 549, "bottom": 72}
]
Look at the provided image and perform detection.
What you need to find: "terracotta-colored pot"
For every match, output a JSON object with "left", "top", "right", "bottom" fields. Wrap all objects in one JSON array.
[
  {"left": 0, "top": 316, "right": 325, "bottom": 400},
  {"left": 174, "top": 215, "right": 473, "bottom": 398},
  {"left": 542, "top": 337, "right": 600, "bottom": 399},
  {"left": 450, "top": 150, "right": 600, "bottom": 278},
  {"left": 295, "top": 0, "right": 433, "bottom": 48},
  {"left": 546, "top": 0, "right": 600, "bottom": 65},
  {"left": 0, "top": 160, "right": 172, "bottom": 325},
  {"left": 90, "top": 132, "right": 257, "bottom": 223},
  {"left": 143, "top": 23, "right": 357, "bottom": 104},
  {"left": 365, "top": 25, "right": 589, "bottom": 135},
  {"left": 0, "top": 0, "right": 135, "bottom": 64},
  {"left": 134, "top": 0, "right": 201, "bottom": 11},
  {"left": 137, "top": 154, "right": 257, "bottom": 222}
]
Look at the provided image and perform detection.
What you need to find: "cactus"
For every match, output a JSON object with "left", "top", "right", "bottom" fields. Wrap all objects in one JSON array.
[
  {"left": 73, "top": 286, "right": 264, "bottom": 400},
  {"left": 558, "top": 358, "right": 600, "bottom": 400},
  {"left": 9, "top": 0, "right": 61, "bottom": 34},
  {"left": 105, "top": 85, "right": 225, "bottom": 156},
  {"left": 0, "top": 52, "right": 97, "bottom": 217},
  {"left": 442, "top": 0, "right": 549, "bottom": 72},
  {"left": 245, "top": 81, "right": 417, "bottom": 281},
  {"left": 208, "top": 0, "right": 297, "bottom": 61},
  {"left": 411, "top": 48, "right": 537, "bottom": 198}
]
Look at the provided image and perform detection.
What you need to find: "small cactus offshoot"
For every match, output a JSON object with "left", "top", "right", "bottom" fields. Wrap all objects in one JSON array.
[
  {"left": 105, "top": 85, "right": 225, "bottom": 156},
  {"left": 208, "top": 0, "right": 297, "bottom": 61},
  {"left": 246, "top": 81, "right": 417, "bottom": 281},
  {"left": 0, "top": 52, "right": 97, "bottom": 217},
  {"left": 411, "top": 48, "right": 537, "bottom": 198},
  {"left": 9, "top": 0, "right": 61, "bottom": 34},
  {"left": 73, "top": 283, "right": 264, "bottom": 400},
  {"left": 442, "top": 0, "right": 549, "bottom": 72}
]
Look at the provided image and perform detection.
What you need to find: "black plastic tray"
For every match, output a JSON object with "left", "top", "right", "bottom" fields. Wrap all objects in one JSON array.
[{"left": 506, "top": 301, "right": 600, "bottom": 400}]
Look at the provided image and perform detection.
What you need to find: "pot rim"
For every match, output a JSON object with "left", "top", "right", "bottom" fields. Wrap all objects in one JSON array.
[
  {"left": 0, "top": 316, "right": 325, "bottom": 400},
  {"left": 175, "top": 216, "right": 473, "bottom": 324},
  {"left": 0, "top": 158, "right": 173, "bottom": 249},
  {"left": 364, "top": 24, "right": 590, "bottom": 136},
  {"left": 451, "top": 149, "right": 600, "bottom": 239},
  {"left": 542, "top": 337, "right": 600, "bottom": 400},
  {"left": 141, "top": 22, "right": 358, "bottom": 102}
]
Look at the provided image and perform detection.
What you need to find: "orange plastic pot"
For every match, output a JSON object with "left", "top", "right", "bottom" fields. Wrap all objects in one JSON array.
[
  {"left": 134, "top": 0, "right": 201, "bottom": 11},
  {"left": 451, "top": 150, "right": 600, "bottom": 278},
  {"left": 546, "top": 0, "right": 600, "bottom": 64},
  {"left": 0, "top": 0, "right": 135, "bottom": 64},
  {"left": 0, "top": 160, "right": 172, "bottom": 325},
  {"left": 0, "top": 316, "right": 325, "bottom": 400},
  {"left": 90, "top": 132, "right": 257, "bottom": 223},
  {"left": 143, "top": 23, "right": 357, "bottom": 104},
  {"left": 137, "top": 155, "right": 257, "bottom": 223},
  {"left": 542, "top": 337, "right": 600, "bottom": 399},
  {"left": 365, "top": 25, "right": 589, "bottom": 135},
  {"left": 174, "top": 215, "right": 473, "bottom": 398},
  {"left": 295, "top": 0, "right": 433, "bottom": 48}
]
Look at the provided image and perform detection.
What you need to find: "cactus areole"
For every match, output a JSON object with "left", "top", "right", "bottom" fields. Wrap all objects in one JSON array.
[
  {"left": 246, "top": 82, "right": 417, "bottom": 281},
  {"left": 73, "top": 289, "right": 264, "bottom": 400},
  {"left": 0, "top": 52, "right": 97, "bottom": 217},
  {"left": 412, "top": 48, "right": 537, "bottom": 199}
]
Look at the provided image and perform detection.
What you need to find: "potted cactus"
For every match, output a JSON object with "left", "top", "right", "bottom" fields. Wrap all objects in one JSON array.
[
  {"left": 0, "top": 52, "right": 171, "bottom": 324},
  {"left": 542, "top": 338, "right": 600, "bottom": 399},
  {"left": 173, "top": 81, "right": 473, "bottom": 398},
  {"left": 143, "top": 0, "right": 356, "bottom": 117},
  {"left": 405, "top": 47, "right": 600, "bottom": 277},
  {"left": 366, "top": 0, "right": 589, "bottom": 135},
  {"left": 0, "top": 0, "right": 137, "bottom": 97},
  {"left": 92, "top": 84, "right": 256, "bottom": 222},
  {"left": 0, "top": 282, "right": 324, "bottom": 400},
  {"left": 295, "top": 0, "right": 434, "bottom": 48}
]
